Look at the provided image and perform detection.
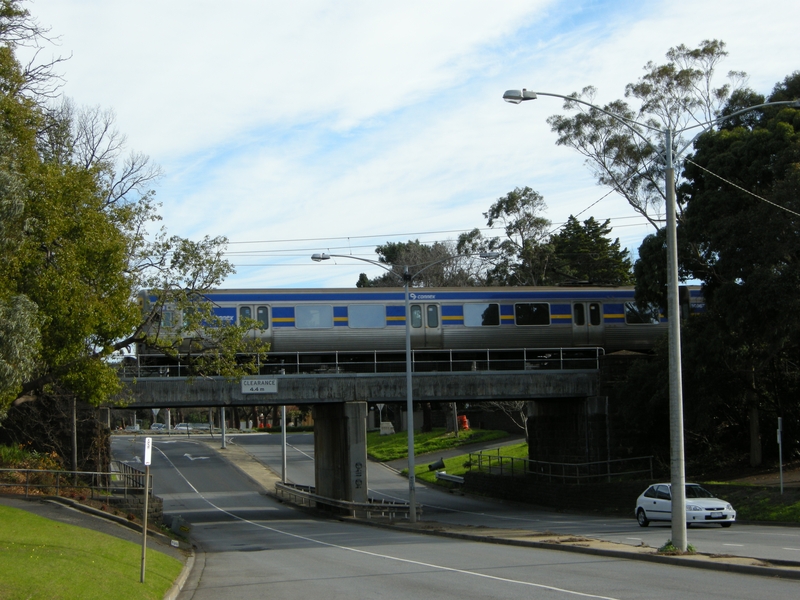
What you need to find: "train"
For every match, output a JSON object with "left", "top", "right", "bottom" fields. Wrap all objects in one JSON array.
[{"left": 141, "top": 285, "right": 702, "bottom": 356}]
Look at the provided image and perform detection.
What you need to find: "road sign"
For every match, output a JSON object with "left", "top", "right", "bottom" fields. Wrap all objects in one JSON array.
[
  {"left": 144, "top": 437, "right": 152, "bottom": 466},
  {"left": 241, "top": 377, "right": 278, "bottom": 394}
]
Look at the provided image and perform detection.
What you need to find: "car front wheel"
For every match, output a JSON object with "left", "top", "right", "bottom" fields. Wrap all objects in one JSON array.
[
  {"left": 636, "top": 508, "right": 649, "bottom": 527},
  {"left": 721, "top": 522, "right": 733, "bottom": 528}
]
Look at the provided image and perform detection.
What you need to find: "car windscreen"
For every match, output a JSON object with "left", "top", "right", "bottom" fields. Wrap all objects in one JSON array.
[{"left": 685, "top": 485, "right": 714, "bottom": 498}]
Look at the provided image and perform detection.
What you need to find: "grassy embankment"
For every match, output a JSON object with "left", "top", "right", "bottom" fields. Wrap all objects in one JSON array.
[
  {"left": 366, "top": 427, "right": 509, "bottom": 462},
  {"left": 0, "top": 505, "right": 183, "bottom": 600}
]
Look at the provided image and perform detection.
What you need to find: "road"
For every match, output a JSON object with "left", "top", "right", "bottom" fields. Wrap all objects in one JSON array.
[
  {"left": 228, "top": 432, "right": 800, "bottom": 564},
  {"left": 111, "top": 435, "right": 800, "bottom": 599}
]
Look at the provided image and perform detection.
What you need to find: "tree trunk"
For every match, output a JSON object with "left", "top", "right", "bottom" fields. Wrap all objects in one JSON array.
[
  {"left": 421, "top": 402, "right": 433, "bottom": 433},
  {"left": 749, "top": 405, "right": 762, "bottom": 467},
  {"left": 747, "top": 367, "right": 762, "bottom": 467}
]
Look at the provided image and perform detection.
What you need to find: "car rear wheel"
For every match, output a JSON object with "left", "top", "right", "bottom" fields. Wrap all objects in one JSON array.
[{"left": 636, "top": 508, "right": 649, "bottom": 527}]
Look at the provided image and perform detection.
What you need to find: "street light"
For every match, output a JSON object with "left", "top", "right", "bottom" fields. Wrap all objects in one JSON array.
[
  {"left": 503, "top": 88, "right": 798, "bottom": 551},
  {"left": 311, "top": 251, "right": 498, "bottom": 522}
]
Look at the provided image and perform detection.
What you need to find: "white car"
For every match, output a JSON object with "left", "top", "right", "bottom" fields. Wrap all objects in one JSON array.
[
  {"left": 173, "top": 423, "right": 193, "bottom": 431},
  {"left": 635, "top": 483, "right": 735, "bottom": 527}
]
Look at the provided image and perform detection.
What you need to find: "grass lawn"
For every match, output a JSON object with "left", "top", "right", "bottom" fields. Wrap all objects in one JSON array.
[
  {"left": 414, "top": 442, "right": 529, "bottom": 485},
  {"left": 0, "top": 505, "right": 183, "bottom": 600},
  {"left": 367, "top": 428, "right": 509, "bottom": 462}
]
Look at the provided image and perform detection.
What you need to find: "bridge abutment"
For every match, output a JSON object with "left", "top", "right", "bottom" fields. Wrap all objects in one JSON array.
[{"left": 526, "top": 396, "right": 609, "bottom": 464}]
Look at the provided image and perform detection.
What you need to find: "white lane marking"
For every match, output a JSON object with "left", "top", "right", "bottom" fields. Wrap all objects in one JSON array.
[
  {"left": 287, "top": 443, "right": 314, "bottom": 460},
  {"left": 155, "top": 446, "right": 620, "bottom": 600},
  {"left": 723, "top": 544, "right": 744, "bottom": 547},
  {"left": 183, "top": 453, "right": 210, "bottom": 461},
  {"left": 782, "top": 547, "right": 800, "bottom": 551}
]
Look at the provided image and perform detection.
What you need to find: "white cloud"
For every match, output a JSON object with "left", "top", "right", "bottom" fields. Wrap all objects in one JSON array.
[{"left": 20, "top": 0, "right": 800, "bottom": 287}]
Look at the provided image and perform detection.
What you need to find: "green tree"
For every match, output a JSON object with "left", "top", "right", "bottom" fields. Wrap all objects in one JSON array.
[
  {"left": 457, "top": 186, "right": 553, "bottom": 286},
  {"left": 547, "top": 40, "right": 745, "bottom": 229},
  {"left": 356, "top": 239, "right": 489, "bottom": 288},
  {"left": 0, "top": 2, "right": 266, "bottom": 423},
  {"left": 549, "top": 216, "right": 634, "bottom": 285},
  {"left": 676, "top": 73, "right": 800, "bottom": 464},
  {"left": 626, "top": 73, "right": 800, "bottom": 465}
]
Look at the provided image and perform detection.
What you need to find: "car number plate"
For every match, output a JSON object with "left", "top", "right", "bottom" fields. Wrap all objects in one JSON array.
[{"left": 710, "top": 512, "right": 723, "bottom": 518}]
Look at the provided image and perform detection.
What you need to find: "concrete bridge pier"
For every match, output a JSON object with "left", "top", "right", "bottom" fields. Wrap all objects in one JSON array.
[{"left": 313, "top": 401, "right": 368, "bottom": 504}]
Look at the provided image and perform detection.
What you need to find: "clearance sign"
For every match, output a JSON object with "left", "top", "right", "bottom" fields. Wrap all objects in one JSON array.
[{"left": 241, "top": 377, "right": 278, "bottom": 394}]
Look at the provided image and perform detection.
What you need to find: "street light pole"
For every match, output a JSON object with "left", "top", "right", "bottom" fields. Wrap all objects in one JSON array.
[
  {"left": 663, "top": 129, "right": 687, "bottom": 548},
  {"left": 503, "top": 88, "right": 798, "bottom": 551},
  {"left": 312, "top": 251, "right": 497, "bottom": 523},
  {"left": 402, "top": 265, "right": 416, "bottom": 520}
]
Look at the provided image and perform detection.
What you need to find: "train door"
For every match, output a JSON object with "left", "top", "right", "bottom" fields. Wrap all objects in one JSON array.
[
  {"left": 572, "top": 301, "right": 603, "bottom": 347},
  {"left": 238, "top": 305, "right": 270, "bottom": 340},
  {"left": 409, "top": 303, "right": 442, "bottom": 348}
]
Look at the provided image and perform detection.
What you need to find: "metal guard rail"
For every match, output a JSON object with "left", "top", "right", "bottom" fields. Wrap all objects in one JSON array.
[
  {"left": 275, "top": 482, "right": 421, "bottom": 520},
  {"left": 468, "top": 453, "right": 654, "bottom": 484}
]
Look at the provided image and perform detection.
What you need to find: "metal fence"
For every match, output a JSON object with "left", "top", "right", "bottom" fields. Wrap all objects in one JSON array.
[
  {"left": 468, "top": 451, "right": 653, "bottom": 484},
  {"left": 0, "top": 461, "right": 153, "bottom": 500},
  {"left": 118, "top": 347, "right": 604, "bottom": 378}
]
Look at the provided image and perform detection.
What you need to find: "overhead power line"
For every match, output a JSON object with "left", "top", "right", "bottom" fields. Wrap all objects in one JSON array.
[{"left": 685, "top": 157, "right": 800, "bottom": 217}]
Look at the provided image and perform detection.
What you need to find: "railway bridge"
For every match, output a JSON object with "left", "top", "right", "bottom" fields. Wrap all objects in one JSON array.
[{"left": 115, "top": 347, "right": 609, "bottom": 505}]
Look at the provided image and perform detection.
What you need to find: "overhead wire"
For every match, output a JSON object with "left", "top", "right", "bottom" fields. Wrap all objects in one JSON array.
[{"left": 684, "top": 157, "right": 800, "bottom": 217}]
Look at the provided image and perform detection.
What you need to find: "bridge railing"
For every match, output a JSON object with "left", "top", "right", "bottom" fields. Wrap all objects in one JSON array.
[
  {"left": 468, "top": 452, "right": 653, "bottom": 484},
  {"left": 117, "top": 347, "right": 604, "bottom": 378}
]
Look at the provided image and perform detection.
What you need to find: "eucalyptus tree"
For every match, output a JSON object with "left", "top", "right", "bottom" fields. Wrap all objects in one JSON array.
[
  {"left": 547, "top": 40, "right": 745, "bottom": 229},
  {"left": 457, "top": 186, "right": 553, "bottom": 286}
]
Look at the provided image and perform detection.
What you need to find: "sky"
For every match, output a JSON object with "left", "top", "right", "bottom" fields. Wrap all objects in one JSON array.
[{"left": 19, "top": 0, "right": 800, "bottom": 288}]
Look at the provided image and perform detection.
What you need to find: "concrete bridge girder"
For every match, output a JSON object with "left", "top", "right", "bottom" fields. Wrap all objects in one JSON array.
[
  {"left": 116, "top": 371, "right": 598, "bottom": 505},
  {"left": 117, "top": 371, "right": 598, "bottom": 408}
]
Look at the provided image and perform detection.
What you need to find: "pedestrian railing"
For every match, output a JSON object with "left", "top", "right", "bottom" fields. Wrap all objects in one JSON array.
[
  {"left": 274, "top": 482, "right": 421, "bottom": 520},
  {"left": 468, "top": 452, "right": 653, "bottom": 484},
  {"left": 0, "top": 461, "right": 153, "bottom": 500}
]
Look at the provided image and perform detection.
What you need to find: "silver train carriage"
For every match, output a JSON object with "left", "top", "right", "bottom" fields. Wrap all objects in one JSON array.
[{"left": 142, "top": 286, "right": 702, "bottom": 355}]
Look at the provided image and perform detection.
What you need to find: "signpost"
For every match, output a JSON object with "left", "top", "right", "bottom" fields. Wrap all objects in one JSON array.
[
  {"left": 140, "top": 437, "right": 152, "bottom": 583},
  {"left": 778, "top": 418, "right": 784, "bottom": 495}
]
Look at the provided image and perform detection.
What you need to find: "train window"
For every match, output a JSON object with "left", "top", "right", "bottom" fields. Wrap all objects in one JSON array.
[
  {"left": 464, "top": 303, "right": 500, "bottom": 327},
  {"left": 624, "top": 301, "right": 660, "bottom": 324},
  {"left": 295, "top": 305, "right": 333, "bottom": 329},
  {"left": 160, "top": 310, "right": 174, "bottom": 327},
  {"left": 239, "top": 306, "right": 252, "bottom": 323},
  {"left": 349, "top": 304, "right": 385, "bottom": 328},
  {"left": 589, "top": 303, "right": 601, "bottom": 326},
  {"left": 427, "top": 305, "right": 439, "bottom": 328},
  {"left": 256, "top": 306, "right": 269, "bottom": 328},
  {"left": 515, "top": 303, "right": 550, "bottom": 326},
  {"left": 410, "top": 305, "right": 422, "bottom": 328},
  {"left": 573, "top": 304, "right": 585, "bottom": 326}
]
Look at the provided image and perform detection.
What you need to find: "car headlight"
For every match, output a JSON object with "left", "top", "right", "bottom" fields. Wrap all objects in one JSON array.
[
  {"left": 726, "top": 504, "right": 733, "bottom": 511},
  {"left": 687, "top": 505, "right": 703, "bottom": 511}
]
